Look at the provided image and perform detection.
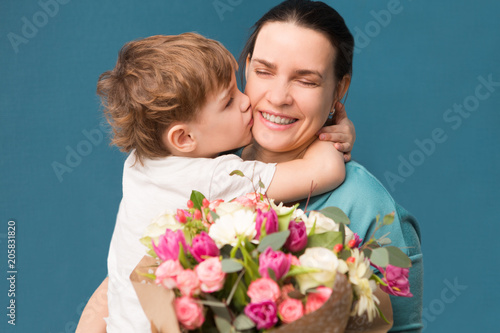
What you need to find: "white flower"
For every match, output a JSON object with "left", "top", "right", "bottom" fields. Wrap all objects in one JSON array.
[
  {"left": 270, "top": 200, "right": 298, "bottom": 216},
  {"left": 347, "top": 249, "right": 379, "bottom": 322},
  {"left": 214, "top": 201, "right": 251, "bottom": 215},
  {"left": 305, "top": 211, "right": 354, "bottom": 244},
  {"left": 208, "top": 209, "right": 257, "bottom": 248},
  {"left": 143, "top": 210, "right": 184, "bottom": 239},
  {"left": 296, "top": 247, "right": 342, "bottom": 293}
]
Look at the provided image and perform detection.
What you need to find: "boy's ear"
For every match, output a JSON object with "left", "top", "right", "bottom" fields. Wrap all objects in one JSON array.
[{"left": 163, "top": 123, "right": 197, "bottom": 154}]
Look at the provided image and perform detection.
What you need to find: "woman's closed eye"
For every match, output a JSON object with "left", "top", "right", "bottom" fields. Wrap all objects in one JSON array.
[
  {"left": 255, "top": 70, "right": 272, "bottom": 77},
  {"left": 298, "top": 80, "right": 318, "bottom": 87}
]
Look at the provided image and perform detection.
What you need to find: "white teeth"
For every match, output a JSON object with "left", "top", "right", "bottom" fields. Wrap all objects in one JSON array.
[{"left": 262, "top": 112, "right": 296, "bottom": 125}]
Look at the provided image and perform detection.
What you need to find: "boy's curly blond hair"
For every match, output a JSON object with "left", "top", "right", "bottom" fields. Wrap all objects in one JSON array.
[{"left": 97, "top": 33, "right": 237, "bottom": 163}]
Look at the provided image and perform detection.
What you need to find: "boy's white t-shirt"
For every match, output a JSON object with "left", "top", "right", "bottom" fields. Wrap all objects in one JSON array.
[{"left": 106, "top": 151, "right": 276, "bottom": 333}]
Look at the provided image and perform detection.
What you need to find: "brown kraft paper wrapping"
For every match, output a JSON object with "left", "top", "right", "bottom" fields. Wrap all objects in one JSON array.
[{"left": 131, "top": 255, "right": 393, "bottom": 333}]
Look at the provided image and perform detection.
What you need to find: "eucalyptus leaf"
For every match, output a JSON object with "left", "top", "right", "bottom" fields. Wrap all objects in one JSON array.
[
  {"left": 214, "top": 315, "right": 233, "bottom": 333},
  {"left": 370, "top": 247, "right": 389, "bottom": 267},
  {"left": 377, "top": 237, "right": 392, "bottom": 246},
  {"left": 257, "top": 230, "right": 290, "bottom": 252},
  {"left": 221, "top": 258, "right": 244, "bottom": 273},
  {"left": 339, "top": 249, "right": 352, "bottom": 261},
  {"left": 229, "top": 170, "right": 245, "bottom": 177},
  {"left": 386, "top": 246, "right": 412, "bottom": 268},
  {"left": 234, "top": 314, "right": 255, "bottom": 330},
  {"left": 258, "top": 179, "right": 266, "bottom": 189},
  {"left": 339, "top": 223, "right": 346, "bottom": 245},
  {"left": 318, "top": 206, "right": 350, "bottom": 225},
  {"left": 267, "top": 267, "right": 277, "bottom": 282},
  {"left": 210, "top": 210, "right": 220, "bottom": 222},
  {"left": 306, "top": 231, "right": 342, "bottom": 249},
  {"left": 190, "top": 190, "right": 206, "bottom": 210},
  {"left": 383, "top": 212, "right": 395, "bottom": 225},
  {"left": 220, "top": 244, "right": 233, "bottom": 259},
  {"left": 205, "top": 295, "right": 232, "bottom": 322}
]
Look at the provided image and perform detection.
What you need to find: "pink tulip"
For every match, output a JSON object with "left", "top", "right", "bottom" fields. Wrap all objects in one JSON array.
[
  {"left": 152, "top": 229, "right": 187, "bottom": 261},
  {"left": 258, "top": 247, "right": 292, "bottom": 281},
  {"left": 284, "top": 220, "right": 308, "bottom": 252},
  {"left": 379, "top": 265, "right": 413, "bottom": 297},
  {"left": 189, "top": 231, "right": 219, "bottom": 262},
  {"left": 255, "top": 208, "right": 278, "bottom": 239}
]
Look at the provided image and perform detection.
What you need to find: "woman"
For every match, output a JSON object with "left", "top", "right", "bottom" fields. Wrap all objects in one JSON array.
[{"left": 239, "top": 0, "right": 423, "bottom": 332}]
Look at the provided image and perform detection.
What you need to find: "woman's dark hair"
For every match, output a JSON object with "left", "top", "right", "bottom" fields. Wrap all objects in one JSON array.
[{"left": 239, "top": 0, "right": 354, "bottom": 86}]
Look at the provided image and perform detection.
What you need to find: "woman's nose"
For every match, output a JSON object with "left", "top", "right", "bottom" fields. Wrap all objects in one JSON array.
[{"left": 266, "top": 80, "right": 293, "bottom": 107}]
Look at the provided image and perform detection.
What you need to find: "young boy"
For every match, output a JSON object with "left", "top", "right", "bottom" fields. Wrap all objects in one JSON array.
[{"left": 77, "top": 33, "right": 354, "bottom": 332}]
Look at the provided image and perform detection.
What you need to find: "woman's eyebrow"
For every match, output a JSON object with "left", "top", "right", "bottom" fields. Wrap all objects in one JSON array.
[
  {"left": 295, "top": 69, "right": 323, "bottom": 79},
  {"left": 252, "top": 58, "right": 323, "bottom": 79},
  {"left": 252, "top": 58, "right": 276, "bottom": 69}
]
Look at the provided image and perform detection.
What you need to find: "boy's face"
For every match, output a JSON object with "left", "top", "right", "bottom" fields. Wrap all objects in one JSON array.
[{"left": 190, "top": 72, "right": 253, "bottom": 157}]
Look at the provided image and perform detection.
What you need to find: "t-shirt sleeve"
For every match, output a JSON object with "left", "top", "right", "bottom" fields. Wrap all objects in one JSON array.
[{"left": 207, "top": 154, "right": 276, "bottom": 201}]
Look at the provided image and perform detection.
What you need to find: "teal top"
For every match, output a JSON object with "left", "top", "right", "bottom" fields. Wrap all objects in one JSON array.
[{"left": 301, "top": 161, "right": 423, "bottom": 332}]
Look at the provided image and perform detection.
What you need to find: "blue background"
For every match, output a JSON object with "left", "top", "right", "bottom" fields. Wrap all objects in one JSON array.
[{"left": 1, "top": 0, "right": 499, "bottom": 332}]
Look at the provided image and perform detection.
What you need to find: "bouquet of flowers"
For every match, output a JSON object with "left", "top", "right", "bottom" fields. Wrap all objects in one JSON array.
[{"left": 132, "top": 180, "right": 412, "bottom": 332}]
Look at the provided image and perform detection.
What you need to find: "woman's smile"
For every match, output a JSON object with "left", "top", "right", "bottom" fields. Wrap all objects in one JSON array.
[{"left": 259, "top": 110, "right": 298, "bottom": 127}]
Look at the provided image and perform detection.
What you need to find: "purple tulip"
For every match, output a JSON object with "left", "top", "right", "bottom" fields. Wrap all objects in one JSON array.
[
  {"left": 189, "top": 231, "right": 219, "bottom": 262},
  {"left": 258, "top": 247, "right": 291, "bottom": 280},
  {"left": 244, "top": 300, "right": 278, "bottom": 329},
  {"left": 255, "top": 208, "right": 278, "bottom": 239},
  {"left": 284, "top": 220, "right": 308, "bottom": 253},
  {"left": 152, "top": 229, "right": 187, "bottom": 261}
]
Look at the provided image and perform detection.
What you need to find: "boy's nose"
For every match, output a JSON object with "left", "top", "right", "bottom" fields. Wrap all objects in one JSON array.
[{"left": 239, "top": 91, "right": 251, "bottom": 113}]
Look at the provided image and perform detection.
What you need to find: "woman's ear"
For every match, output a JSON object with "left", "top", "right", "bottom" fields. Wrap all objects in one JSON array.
[
  {"left": 335, "top": 75, "right": 351, "bottom": 103},
  {"left": 163, "top": 123, "right": 197, "bottom": 155}
]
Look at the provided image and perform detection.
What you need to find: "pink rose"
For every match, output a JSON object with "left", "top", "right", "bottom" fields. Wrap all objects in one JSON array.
[
  {"left": 244, "top": 300, "right": 278, "bottom": 329},
  {"left": 247, "top": 278, "right": 281, "bottom": 303},
  {"left": 155, "top": 259, "right": 183, "bottom": 289},
  {"left": 305, "top": 286, "right": 332, "bottom": 314},
  {"left": 278, "top": 298, "right": 304, "bottom": 324},
  {"left": 174, "top": 296, "right": 205, "bottom": 330},
  {"left": 284, "top": 220, "right": 308, "bottom": 252},
  {"left": 195, "top": 257, "right": 226, "bottom": 292},
  {"left": 255, "top": 208, "right": 278, "bottom": 239},
  {"left": 278, "top": 284, "right": 296, "bottom": 303},
  {"left": 189, "top": 231, "right": 219, "bottom": 262},
  {"left": 176, "top": 269, "right": 200, "bottom": 297},
  {"left": 258, "top": 247, "right": 292, "bottom": 281},
  {"left": 379, "top": 264, "right": 413, "bottom": 297},
  {"left": 152, "top": 229, "right": 187, "bottom": 261}
]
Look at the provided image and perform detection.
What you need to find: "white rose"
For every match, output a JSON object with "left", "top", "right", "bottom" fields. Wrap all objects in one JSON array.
[
  {"left": 143, "top": 210, "right": 184, "bottom": 239},
  {"left": 208, "top": 209, "right": 257, "bottom": 248},
  {"left": 305, "top": 211, "right": 354, "bottom": 244},
  {"left": 295, "top": 247, "right": 341, "bottom": 293},
  {"left": 214, "top": 202, "right": 251, "bottom": 215}
]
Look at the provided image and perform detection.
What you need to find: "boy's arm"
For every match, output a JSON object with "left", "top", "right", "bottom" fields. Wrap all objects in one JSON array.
[
  {"left": 317, "top": 102, "right": 356, "bottom": 162},
  {"left": 266, "top": 139, "right": 345, "bottom": 203},
  {"left": 76, "top": 277, "right": 108, "bottom": 333}
]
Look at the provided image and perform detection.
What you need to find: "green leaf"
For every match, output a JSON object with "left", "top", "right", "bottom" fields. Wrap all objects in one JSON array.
[
  {"left": 139, "top": 236, "right": 153, "bottom": 249},
  {"left": 257, "top": 230, "right": 290, "bottom": 252},
  {"left": 214, "top": 315, "right": 233, "bottom": 333},
  {"left": 275, "top": 203, "right": 299, "bottom": 231},
  {"left": 190, "top": 190, "right": 206, "bottom": 210},
  {"left": 383, "top": 212, "right": 395, "bottom": 225},
  {"left": 221, "top": 259, "right": 244, "bottom": 273},
  {"left": 386, "top": 246, "right": 412, "bottom": 268},
  {"left": 205, "top": 294, "right": 232, "bottom": 322},
  {"left": 339, "top": 249, "right": 352, "bottom": 261},
  {"left": 285, "top": 265, "right": 321, "bottom": 278},
  {"left": 178, "top": 243, "right": 191, "bottom": 269},
  {"left": 339, "top": 223, "right": 346, "bottom": 245},
  {"left": 258, "top": 179, "right": 266, "bottom": 189},
  {"left": 210, "top": 210, "right": 220, "bottom": 222},
  {"left": 229, "top": 170, "right": 245, "bottom": 177},
  {"left": 306, "top": 231, "right": 343, "bottom": 249},
  {"left": 319, "top": 207, "right": 350, "bottom": 225},
  {"left": 234, "top": 314, "right": 255, "bottom": 330},
  {"left": 267, "top": 267, "right": 277, "bottom": 282},
  {"left": 370, "top": 247, "right": 389, "bottom": 267}
]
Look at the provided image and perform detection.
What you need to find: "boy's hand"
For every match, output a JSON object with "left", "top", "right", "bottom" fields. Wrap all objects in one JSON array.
[{"left": 318, "top": 102, "right": 356, "bottom": 162}]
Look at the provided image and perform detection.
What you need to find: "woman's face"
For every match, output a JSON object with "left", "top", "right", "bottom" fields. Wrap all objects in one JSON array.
[{"left": 245, "top": 22, "right": 337, "bottom": 156}]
